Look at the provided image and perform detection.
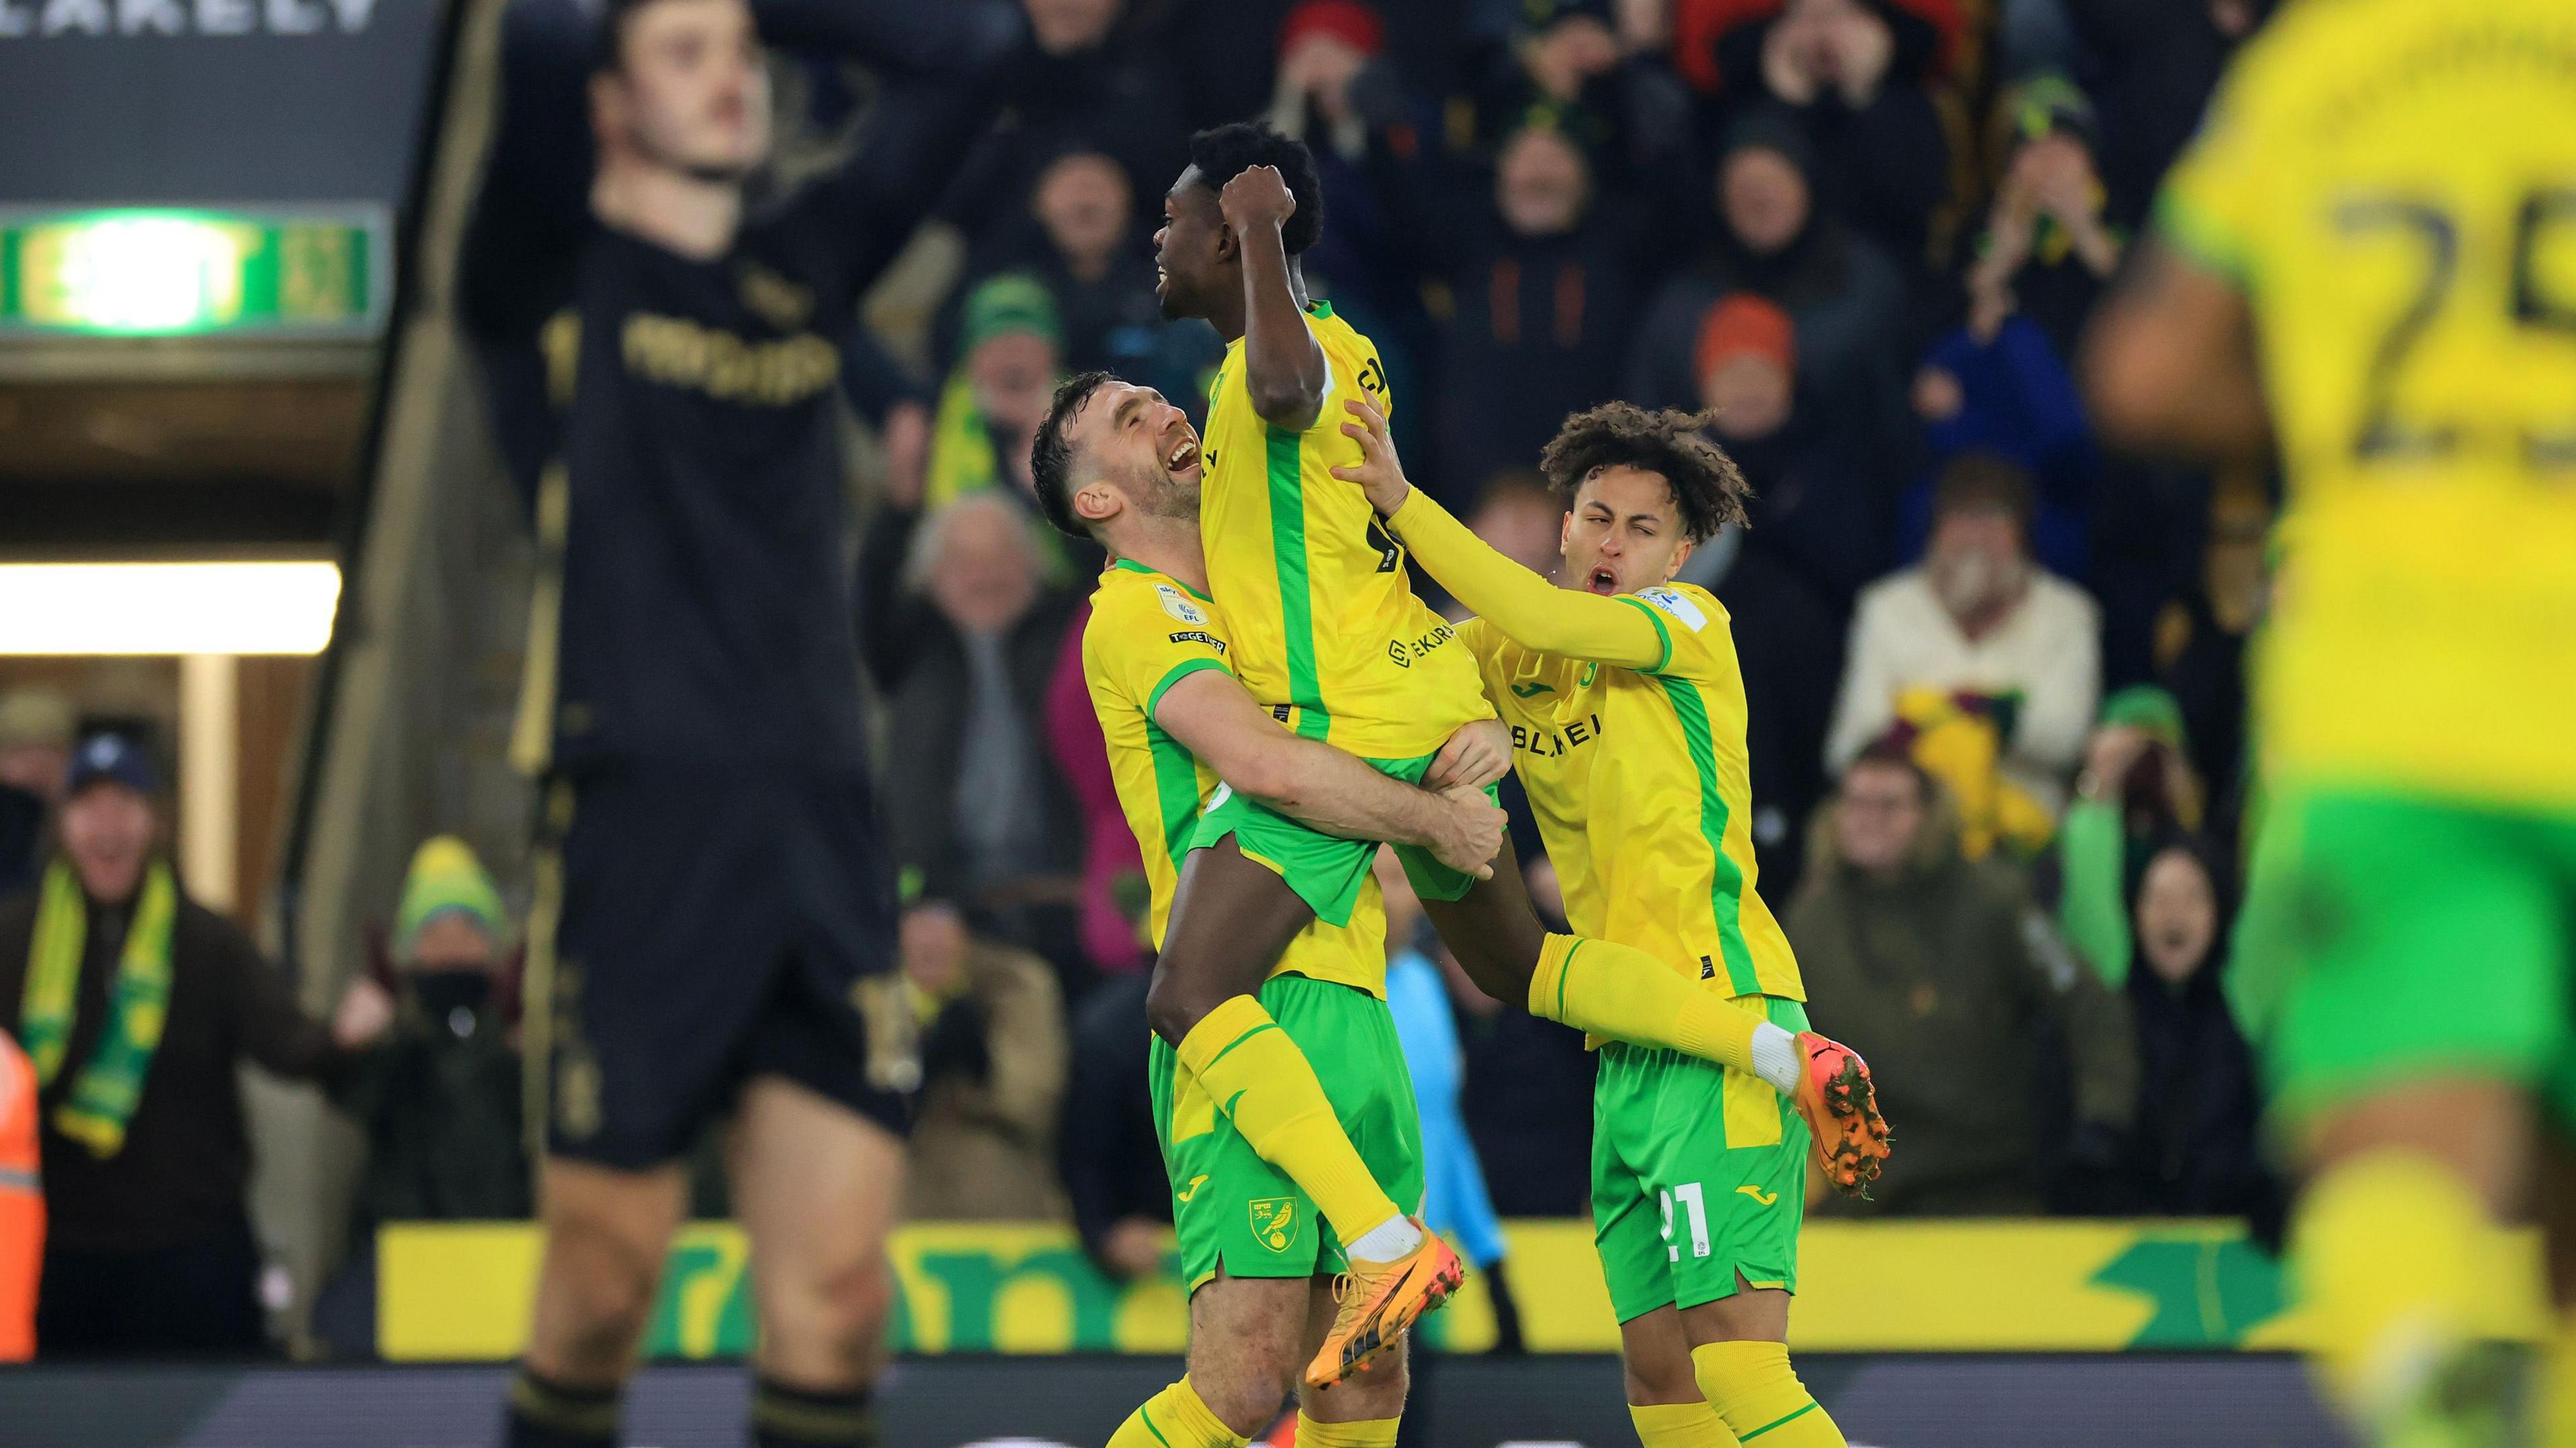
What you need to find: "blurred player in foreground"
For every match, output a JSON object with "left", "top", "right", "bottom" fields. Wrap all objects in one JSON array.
[
  {"left": 2088, "top": 1, "right": 2576, "bottom": 1441},
  {"left": 458, "top": 0, "right": 1008, "bottom": 1442},
  {"left": 1332, "top": 398, "right": 1859, "bottom": 1448}
]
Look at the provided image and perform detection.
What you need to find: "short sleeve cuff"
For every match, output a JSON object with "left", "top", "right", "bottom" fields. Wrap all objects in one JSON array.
[
  {"left": 2155, "top": 190, "right": 2255, "bottom": 290},
  {"left": 1146, "top": 657, "right": 1232, "bottom": 722}
]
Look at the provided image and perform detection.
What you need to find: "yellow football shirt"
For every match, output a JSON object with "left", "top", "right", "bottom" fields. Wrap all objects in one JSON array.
[
  {"left": 1465, "top": 581, "right": 1804, "bottom": 1003},
  {"left": 2159, "top": 0, "right": 2576, "bottom": 805},
  {"left": 1081, "top": 559, "right": 1387, "bottom": 995},
  {"left": 1198, "top": 301, "right": 1493, "bottom": 759}
]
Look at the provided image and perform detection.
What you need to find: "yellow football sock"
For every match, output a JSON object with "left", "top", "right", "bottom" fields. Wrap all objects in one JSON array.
[
  {"left": 2292, "top": 1149, "right": 2506, "bottom": 1421},
  {"left": 1629, "top": 1399, "right": 1743, "bottom": 1446},
  {"left": 1293, "top": 1411, "right": 1400, "bottom": 1447},
  {"left": 1107, "top": 1377, "right": 1249, "bottom": 1448},
  {"left": 1691, "top": 1341, "right": 1845, "bottom": 1446},
  {"left": 2544, "top": 1307, "right": 2576, "bottom": 1447},
  {"left": 1530, "top": 934, "right": 1764, "bottom": 1076},
  {"left": 1177, "top": 995, "right": 1403, "bottom": 1246}
]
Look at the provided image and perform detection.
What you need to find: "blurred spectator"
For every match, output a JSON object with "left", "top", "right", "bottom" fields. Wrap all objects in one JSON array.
[
  {"left": 0, "top": 1028, "right": 36, "bottom": 1363},
  {"left": 901, "top": 903, "right": 1070, "bottom": 1221},
  {"left": 926, "top": 274, "right": 1065, "bottom": 512},
  {"left": 1696, "top": 290, "right": 1888, "bottom": 602},
  {"left": 1789, "top": 748, "right": 2137, "bottom": 1216},
  {"left": 0, "top": 689, "right": 76, "bottom": 901},
  {"left": 2060, "top": 0, "right": 2267, "bottom": 230},
  {"left": 1907, "top": 313, "right": 2096, "bottom": 583},
  {"left": 1674, "top": 524, "right": 1843, "bottom": 895},
  {"left": 2105, "top": 837, "right": 2279, "bottom": 1226},
  {"left": 310, "top": 836, "right": 524, "bottom": 1359},
  {"left": 953, "top": 149, "right": 1221, "bottom": 409},
  {"left": 1827, "top": 453, "right": 2100, "bottom": 816},
  {"left": 0, "top": 736, "right": 378, "bottom": 1356},
  {"left": 1626, "top": 109, "right": 1912, "bottom": 459},
  {"left": 1044, "top": 602, "right": 1152, "bottom": 977},
  {"left": 859, "top": 492, "right": 1085, "bottom": 960},
  {"left": 329, "top": 837, "right": 527, "bottom": 1235},
  {"left": 1418, "top": 124, "right": 1659, "bottom": 504},
  {"left": 1707, "top": 0, "right": 1951, "bottom": 268},
  {"left": 938, "top": 0, "right": 1189, "bottom": 245},
  {"left": 841, "top": 328, "right": 936, "bottom": 510},
  {"left": 1962, "top": 76, "right": 2123, "bottom": 361},
  {"left": 1464, "top": 470, "right": 1567, "bottom": 583},
  {"left": 2049, "top": 687, "right": 2205, "bottom": 985},
  {"left": 1059, "top": 971, "right": 1169, "bottom": 1281},
  {"left": 1464, "top": 0, "right": 1697, "bottom": 197},
  {"left": 1898, "top": 79, "right": 2116, "bottom": 585},
  {"left": 2151, "top": 477, "right": 2268, "bottom": 809},
  {"left": 1263, "top": 0, "right": 1443, "bottom": 364},
  {"left": 1267, "top": 0, "right": 1390, "bottom": 169}
]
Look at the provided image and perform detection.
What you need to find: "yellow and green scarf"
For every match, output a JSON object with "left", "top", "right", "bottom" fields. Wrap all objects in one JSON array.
[{"left": 19, "top": 859, "right": 177, "bottom": 1158}]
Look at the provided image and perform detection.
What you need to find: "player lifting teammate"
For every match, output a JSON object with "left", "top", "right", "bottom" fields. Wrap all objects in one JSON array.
[
  {"left": 1332, "top": 399, "right": 1857, "bottom": 1448},
  {"left": 2087, "top": 1, "right": 2576, "bottom": 1442},
  {"left": 1030, "top": 122, "right": 1886, "bottom": 1447}
]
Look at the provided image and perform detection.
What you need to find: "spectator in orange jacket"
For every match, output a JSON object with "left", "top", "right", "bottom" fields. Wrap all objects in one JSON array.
[{"left": 0, "top": 1030, "right": 38, "bottom": 1362}]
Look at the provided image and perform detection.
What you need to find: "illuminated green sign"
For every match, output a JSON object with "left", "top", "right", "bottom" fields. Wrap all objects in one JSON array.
[{"left": 0, "top": 207, "right": 387, "bottom": 337}]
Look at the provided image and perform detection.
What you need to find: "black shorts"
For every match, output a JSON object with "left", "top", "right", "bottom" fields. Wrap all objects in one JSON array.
[{"left": 528, "top": 766, "right": 912, "bottom": 1169}]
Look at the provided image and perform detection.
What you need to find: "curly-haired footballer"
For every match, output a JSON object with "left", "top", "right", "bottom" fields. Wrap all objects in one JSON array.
[{"left": 1332, "top": 397, "right": 1888, "bottom": 1448}]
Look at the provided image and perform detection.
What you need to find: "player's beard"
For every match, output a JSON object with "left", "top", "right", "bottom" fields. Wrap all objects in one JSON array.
[{"left": 1145, "top": 472, "right": 1201, "bottom": 521}]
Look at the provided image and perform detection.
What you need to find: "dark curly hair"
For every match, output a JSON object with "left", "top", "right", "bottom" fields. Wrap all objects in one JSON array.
[
  {"left": 1030, "top": 370, "right": 1117, "bottom": 539},
  {"left": 1185, "top": 123, "right": 1326, "bottom": 256},
  {"left": 1536, "top": 402, "right": 1753, "bottom": 544}
]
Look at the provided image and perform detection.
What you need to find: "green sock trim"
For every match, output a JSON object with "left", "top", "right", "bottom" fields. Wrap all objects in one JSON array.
[{"left": 1739, "top": 1402, "right": 1819, "bottom": 1441}]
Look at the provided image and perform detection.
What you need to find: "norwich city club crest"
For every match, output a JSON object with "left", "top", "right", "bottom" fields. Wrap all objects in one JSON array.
[{"left": 1248, "top": 1198, "right": 1300, "bottom": 1254}]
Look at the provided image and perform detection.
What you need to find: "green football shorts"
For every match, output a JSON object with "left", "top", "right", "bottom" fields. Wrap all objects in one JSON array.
[
  {"left": 1593, "top": 995, "right": 1812, "bottom": 1324},
  {"left": 1148, "top": 972, "right": 1425, "bottom": 1294},
  {"left": 2232, "top": 785, "right": 2576, "bottom": 1127},
  {"left": 1188, "top": 748, "right": 1494, "bottom": 927}
]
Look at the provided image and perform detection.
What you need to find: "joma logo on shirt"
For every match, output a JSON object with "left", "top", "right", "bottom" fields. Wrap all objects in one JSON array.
[{"left": 1511, "top": 714, "right": 1603, "bottom": 757}]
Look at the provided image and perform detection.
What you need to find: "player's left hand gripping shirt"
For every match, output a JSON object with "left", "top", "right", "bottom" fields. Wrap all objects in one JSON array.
[
  {"left": 1198, "top": 302, "right": 1493, "bottom": 759},
  {"left": 1081, "top": 559, "right": 1387, "bottom": 995},
  {"left": 1468, "top": 582, "right": 1803, "bottom": 1002}
]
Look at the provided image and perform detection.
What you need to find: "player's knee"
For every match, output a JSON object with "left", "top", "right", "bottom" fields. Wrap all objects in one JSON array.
[
  {"left": 537, "top": 1247, "right": 661, "bottom": 1374},
  {"left": 1190, "top": 1358, "right": 1299, "bottom": 1437},
  {"left": 764, "top": 1250, "right": 894, "bottom": 1375},
  {"left": 536, "top": 1195, "right": 672, "bottom": 1360},
  {"left": 1623, "top": 1352, "right": 1701, "bottom": 1406}
]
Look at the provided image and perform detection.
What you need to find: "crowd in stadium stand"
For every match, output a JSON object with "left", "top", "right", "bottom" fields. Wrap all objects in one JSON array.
[{"left": 0, "top": 0, "right": 2292, "bottom": 1357}]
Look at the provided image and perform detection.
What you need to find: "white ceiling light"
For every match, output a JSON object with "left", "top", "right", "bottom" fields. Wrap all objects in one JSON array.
[{"left": 0, "top": 561, "right": 341, "bottom": 655}]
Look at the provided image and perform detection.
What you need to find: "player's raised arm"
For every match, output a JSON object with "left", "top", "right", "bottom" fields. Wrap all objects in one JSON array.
[
  {"left": 1331, "top": 398, "right": 1666, "bottom": 670},
  {"left": 1222, "top": 164, "right": 1330, "bottom": 430},
  {"left": 1151, "top": 668, "right": 1503, "bottom": 879}
]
